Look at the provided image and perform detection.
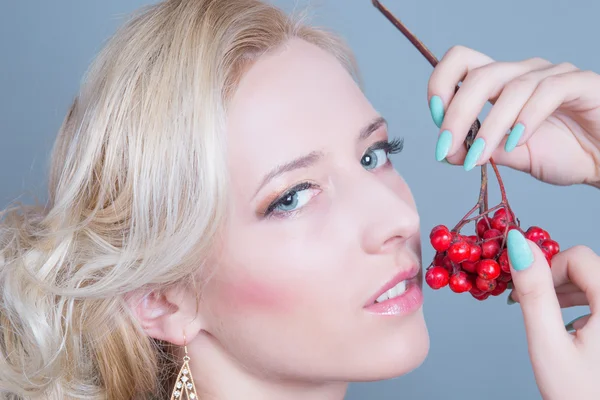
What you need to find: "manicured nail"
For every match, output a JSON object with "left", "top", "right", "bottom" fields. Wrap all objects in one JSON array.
[
  {"left": 506, "top": 230, "right": 534, "bottom": 271},
  {"left": 506, "top": 292, "right": 516, "bottom": 305},
  {"left": 463, "top": 137, "right": 485, "bottom": 171},
  {"left": 565, "top": 314, "right": 590, "bottom": 332},
  {"left": 435, "top": 130, "right": 452, "bottom": 161},
  {"left": 505, "top": 123, "right": 525, "bottom": 152},
  {"left": 429, "top": 95, "right": 444, "bottom": 128}
]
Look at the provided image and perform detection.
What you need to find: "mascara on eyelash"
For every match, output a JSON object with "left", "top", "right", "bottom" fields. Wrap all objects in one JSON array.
[{"left": 264, "top": 181, "right": 314, "bottom": 216}]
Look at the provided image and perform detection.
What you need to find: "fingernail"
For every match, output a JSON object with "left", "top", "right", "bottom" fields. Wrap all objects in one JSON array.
[
  {"left": 463, "top": 137, "right": 485, "bottom": 171},
  {"left": 429, "top": 95, "right": 444, "bottom": 128},
  {"left": 507, "top": 230, "right": 534, "bottom": 271},
  {"left": 565, "top": 314, "right": 590, "bottom": 332},
  {"left": 507, "top": 292, "right": 516, "bottom": 305},
  {"left": 505, "top": 123, "right": 525, "bottom": 152},
  {"left": 435, "top": 130, "right": 452, "bottom": 161}
]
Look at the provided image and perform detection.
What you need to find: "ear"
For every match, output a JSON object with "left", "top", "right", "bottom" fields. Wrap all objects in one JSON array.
[{"left": 126, "top": 284, "right": 204, "bottom": 345}]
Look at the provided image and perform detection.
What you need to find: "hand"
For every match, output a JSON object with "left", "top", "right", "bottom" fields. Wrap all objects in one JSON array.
[
  {"left": 504, "top": 229, "right": 600, "bottom": 399},
  {"left": 426, "top": 45, "right": 600, "bottom": 188}
]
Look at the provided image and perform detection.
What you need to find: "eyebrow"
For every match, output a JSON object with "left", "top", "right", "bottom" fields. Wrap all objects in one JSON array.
[{"left": 253, "top": 116, "right": 387, "bottom": 197}]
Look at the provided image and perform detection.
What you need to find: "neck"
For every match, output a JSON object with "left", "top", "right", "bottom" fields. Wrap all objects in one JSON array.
[{"left": 182, "top": 332, "right": 349, "bottom": 400}]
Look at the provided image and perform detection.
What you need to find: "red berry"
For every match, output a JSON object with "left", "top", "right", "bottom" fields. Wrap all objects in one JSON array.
[
  {"left": 429, "top": 224, "right": 449, "bottom": 238},
  {"left": 482, "top": 229, "right": 503, "bottom": 244},
  {"left": 433, "top": 252, "right": 445, "bottom": 267},
  {"left": 498, "top": 249, "right": 510, "bottom": 273},
  {"left": 481, "top": 239, "right": 501, "bottom": 259},
  {"left": 497, "top": 272, "right": 512, "bottom": 283},
  {"left": 476, "top": 276, "right": 497, "bottom": 292},
  {"left": 425, "top": 266, "right": 450, "bottom": 290},
  {"left": 447, "top": 241, "right": 471, "bottom": 263},
  {"left": 468, "top": 243, "right": 482, "bottom": 262},
  {"left": 430, "top": 229, "right": 452, "bottom": 252},
  {"left": 525, "top": 226, "right": 550, "bottom": 244},
  {"left": 476, "top": 217, "right": 491, "bottom": 238},
  {"left": 540, "top": 239, "right": 560, "bottom": 256},
  {"left": 491, "top": 280, "right": 508, "bottom": 296},
  {"left": 491, "top": 209, "right": 511, "bottom": 231},
  {"left": 449, "top": 271, "right": 473, "bottom": 293},
  {"left": 461, "top": 260, "right": 478, "bottom": 274},
  {"left": 465, "top": 235, "right": 478, "bottom": 244},
  {"left": 477, "top": 259, "right": 501, "bottom": 280},
  {"left": 472, "top": 291, "right": 490, "bottom": 301},
  {"left": 442, "top": 256, "right": 454, "bottom": 271},
  {"left": 470, "top": 285, "right": 490, "bottom": 300}
]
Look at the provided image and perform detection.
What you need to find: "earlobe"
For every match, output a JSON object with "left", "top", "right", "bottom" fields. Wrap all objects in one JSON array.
[{"left": 126, "top": 287, "right": 204, "bottom": 345}]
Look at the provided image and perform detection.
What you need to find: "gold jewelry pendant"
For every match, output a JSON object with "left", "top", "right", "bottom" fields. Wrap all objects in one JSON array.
[{"left": 170, "top": 336, "right": 198, "bottom": 399}]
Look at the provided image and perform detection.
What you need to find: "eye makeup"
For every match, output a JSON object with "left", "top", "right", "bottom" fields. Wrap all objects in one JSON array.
[{"left": 256, "top": 137, "right": 404, "bottom": 219}]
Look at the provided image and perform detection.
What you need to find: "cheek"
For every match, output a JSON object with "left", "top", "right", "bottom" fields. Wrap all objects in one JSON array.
[{"left": 209, "top": 271, "right": 297, "bottom": 315}]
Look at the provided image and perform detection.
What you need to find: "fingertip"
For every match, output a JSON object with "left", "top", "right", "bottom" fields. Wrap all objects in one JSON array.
[
  {"left": 505, "top": 123, "right": 525, "bottom": 153},
  {"left": 507, "top": 229, "right": 535, "bottom": 272},
  {"left": 429, "top": 95, "right": 445, "bottom": 128}
]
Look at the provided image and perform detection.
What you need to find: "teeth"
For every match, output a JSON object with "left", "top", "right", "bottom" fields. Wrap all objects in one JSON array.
[{"left": 375, "top": 280, "right": 407, "bottom": 303}]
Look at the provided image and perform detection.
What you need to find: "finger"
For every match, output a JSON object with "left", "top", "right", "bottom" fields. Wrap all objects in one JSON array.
[
  {"left": 507, "top": 69, "right": 600, "bottom": 150},
  {"left": 509, "top": 281, "right": 582, "bottom": 303},
  {"left": 439, "top": 57, "right": 552, "bottom": 165},
  {"left": 506, "top": 230, "right": 573, "bottom": 355},
  {"left": 565, "top": 313, "right": 591, "bottom": 332},
  {"left": 557, "top": 292, "right": 590, "bottom": 308},
  {"left": 468, "top": 62, "right": 579, "bottom": 167},
  {"left": 510, "top": 290, "right": 588, "bottom": 308},
  {"left": 427, "top": 45, "right": 494, "bottom": 129},
  {"left": 555, "top": 283, "right": 580, "bottom": 294}
]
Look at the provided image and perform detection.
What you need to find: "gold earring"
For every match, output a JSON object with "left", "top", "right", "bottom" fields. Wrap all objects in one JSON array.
[{"left": 170, "top": 334, "right": 198, "bottom": 399}]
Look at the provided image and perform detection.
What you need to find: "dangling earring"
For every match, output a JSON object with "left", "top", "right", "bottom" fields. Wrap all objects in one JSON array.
[{"left": 170, "top": 333, "right": 198, "bottom": 399}]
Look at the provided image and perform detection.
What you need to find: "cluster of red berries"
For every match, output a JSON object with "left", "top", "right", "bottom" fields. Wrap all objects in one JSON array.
[{"left": 425, "top": 208, "right": 560, "bottom": 301}]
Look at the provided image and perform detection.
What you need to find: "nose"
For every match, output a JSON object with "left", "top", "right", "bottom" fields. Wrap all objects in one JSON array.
[{"left": 349, "top": 171, "right": 420, "bottom": 255}]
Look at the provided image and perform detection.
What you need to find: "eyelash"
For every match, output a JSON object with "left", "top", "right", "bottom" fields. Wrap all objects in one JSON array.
[{"left": 261, "top": 137, "right": 405, "bottom": 218}]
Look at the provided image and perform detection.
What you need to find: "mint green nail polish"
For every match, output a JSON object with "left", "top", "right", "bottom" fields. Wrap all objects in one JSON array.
[
  {"left": 507, "top": 230, "right": 534, "bottom": 271},
  {"left": 435, "top": 130, "right": 452, "bottom": 161},
  {"left": 505, "top": 123, "right": 525, "bottom": 152},
  {"left": 565, "top": 314, "right": 590, "bottom": 332},
  {"left": 429, "top": 96, "right": 444, "bottom": 128},
  {"left": 506, "top": 293, "right": 516, "bottom": 305},
  {"left": 463, "top": 138, "right": 485, "bottom": 171}
]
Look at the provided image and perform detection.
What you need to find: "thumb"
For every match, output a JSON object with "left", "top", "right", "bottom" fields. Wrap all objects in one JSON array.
[{"left": 507, "top": 229, "right": 572, "bottom": 355}]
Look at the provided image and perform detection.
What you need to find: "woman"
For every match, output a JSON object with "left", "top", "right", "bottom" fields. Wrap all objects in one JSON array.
[{"left": 0, "top": 0, "right": 598, "bottom": 399}]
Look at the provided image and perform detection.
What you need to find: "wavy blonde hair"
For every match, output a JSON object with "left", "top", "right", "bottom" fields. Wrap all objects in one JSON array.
[{"left": 0, "top": 0, "right": 358, "bottom": 399}]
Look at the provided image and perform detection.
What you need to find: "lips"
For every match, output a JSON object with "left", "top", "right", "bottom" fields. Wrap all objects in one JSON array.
[{"left": 364, "top": 265, "right": 421, "bottom": 307}]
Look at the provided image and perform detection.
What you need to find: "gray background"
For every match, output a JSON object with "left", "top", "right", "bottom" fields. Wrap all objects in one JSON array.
[{"left": 1, "top": 1, "right": 598, "bottom": 399}]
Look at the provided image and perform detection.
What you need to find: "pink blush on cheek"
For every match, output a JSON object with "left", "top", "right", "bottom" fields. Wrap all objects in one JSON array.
[{"left": 217, "top": 275, "right": 294, "bottom": 313}]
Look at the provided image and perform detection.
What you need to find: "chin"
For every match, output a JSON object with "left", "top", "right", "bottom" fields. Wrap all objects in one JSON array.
[{"left": 350, "top": 307, "right": 430, "bottom": 382}]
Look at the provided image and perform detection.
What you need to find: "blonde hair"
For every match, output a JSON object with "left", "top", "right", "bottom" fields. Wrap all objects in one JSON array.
[{"left": 0, "top": 0, "right": 357, "bottom": 399}]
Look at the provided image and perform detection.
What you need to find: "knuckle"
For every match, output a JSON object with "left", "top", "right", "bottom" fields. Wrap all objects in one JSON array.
[
  {"left": 524, "top": 56, "right": 552, "bottom": 67},
  {"left": 445, "top": 45, "right": 469, "bottom": 59},
  {"left": 556, "top": 61, "right": 578, "bottom": 71},
  {"left": 516, "top": 285, "right": 546, "bottom": 303},
  {"left": 505, "top": 74, "right": 537, "bottom": 92},
  {"left": 570, "top": 244, "right": 596, "bottom": 260},
  {"left": 580, "top": 69, "right": 600, "bottom": 81},
  {"left": 536, "top": 74, "right": 560, "bottom": 91}
]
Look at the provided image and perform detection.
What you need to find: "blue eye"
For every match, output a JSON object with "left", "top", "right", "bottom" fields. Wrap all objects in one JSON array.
[
  {"left": 264, "top": 182, "right": 319, "bottom": 217},
  {"left": 274, "top": 187, "right": 313, "bottom": 212},
  {"left": 361, "top": 148, "right": 389, "bottom": 170},
  {"left": 361, "top": 138, "right": 404, "bottom": 171}
]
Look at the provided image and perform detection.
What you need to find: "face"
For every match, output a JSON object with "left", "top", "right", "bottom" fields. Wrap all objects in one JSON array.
[{"left": 200, "top": 38, "right": 428, "bottom": 382}]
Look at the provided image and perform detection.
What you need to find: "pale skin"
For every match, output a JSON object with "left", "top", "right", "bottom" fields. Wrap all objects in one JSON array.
[{"left": 131, "top": 41, "right": 600, "bottom": 399}]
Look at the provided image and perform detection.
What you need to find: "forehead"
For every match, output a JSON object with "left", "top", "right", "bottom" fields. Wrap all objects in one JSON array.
[{"left": 224, "top": 38, "right": 377, "bottom": 191}]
